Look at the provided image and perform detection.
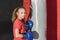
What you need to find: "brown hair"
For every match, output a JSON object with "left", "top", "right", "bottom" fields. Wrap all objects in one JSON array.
[{"left": 11, "top": 6, "right": 26, "bottom": 22}]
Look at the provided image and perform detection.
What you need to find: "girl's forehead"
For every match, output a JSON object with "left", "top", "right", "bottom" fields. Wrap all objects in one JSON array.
[
  {"left": 19, "top": 8, "right": 25, "bottom": 10},
  {"left": 18, "top": 8, "right": 25, "bottom": 12}
]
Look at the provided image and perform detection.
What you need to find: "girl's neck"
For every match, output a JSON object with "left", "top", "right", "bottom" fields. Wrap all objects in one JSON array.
[{"left": 17, "top": 17, "right": 22, "bottom": 20}]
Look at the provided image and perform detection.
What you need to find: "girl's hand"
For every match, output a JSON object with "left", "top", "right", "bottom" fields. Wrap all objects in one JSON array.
[
  {"left": 18, "top": 34, "right": 23, "bottom": 38},
  {"left": 28, "top": 30, "right": 30, "bottom": 32}
]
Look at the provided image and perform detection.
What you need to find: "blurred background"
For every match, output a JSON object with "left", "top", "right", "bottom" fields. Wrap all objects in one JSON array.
[{"left": 0, "top": 0, "right": 23, "bottom": 40}]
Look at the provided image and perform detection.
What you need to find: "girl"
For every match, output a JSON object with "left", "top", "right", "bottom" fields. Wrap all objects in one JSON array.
[{"left": 12, "top": 6, "right": 26, "bottom": 40}]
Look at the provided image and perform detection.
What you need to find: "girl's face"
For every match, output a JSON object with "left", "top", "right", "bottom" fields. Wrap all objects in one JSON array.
[{"left": 17, "top": 8, "right": 26, "bottom": 20}]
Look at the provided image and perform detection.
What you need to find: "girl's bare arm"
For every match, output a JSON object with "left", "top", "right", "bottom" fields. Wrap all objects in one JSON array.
[{"left": 15, "top": 28, "right": 23, "bottom": 38}]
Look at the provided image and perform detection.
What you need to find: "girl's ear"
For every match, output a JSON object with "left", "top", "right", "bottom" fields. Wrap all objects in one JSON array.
[{"left": 16, "top": 12, "right": 18, "bottom": 16}]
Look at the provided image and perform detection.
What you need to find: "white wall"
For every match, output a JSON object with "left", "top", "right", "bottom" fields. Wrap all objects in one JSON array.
[{"left": 31, "top": 0, "right": 46, "bottom": 40}]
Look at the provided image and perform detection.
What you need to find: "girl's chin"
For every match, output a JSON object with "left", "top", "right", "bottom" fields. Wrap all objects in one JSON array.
[{"left": 21, "top": 17, "right": 24, "bottom": 19}]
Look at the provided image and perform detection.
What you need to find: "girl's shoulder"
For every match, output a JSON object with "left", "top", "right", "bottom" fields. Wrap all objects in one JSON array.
[{"left": 14, "top": 18, "right": 22, "bottom": 24}]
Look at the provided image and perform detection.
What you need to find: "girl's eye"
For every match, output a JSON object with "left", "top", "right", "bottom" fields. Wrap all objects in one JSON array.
[
  {"left": 21, "top": 12, "right": 23, "bottom": 14},
  {"left": 21, "top": 12, "right": 25, "bottom": 14}
]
